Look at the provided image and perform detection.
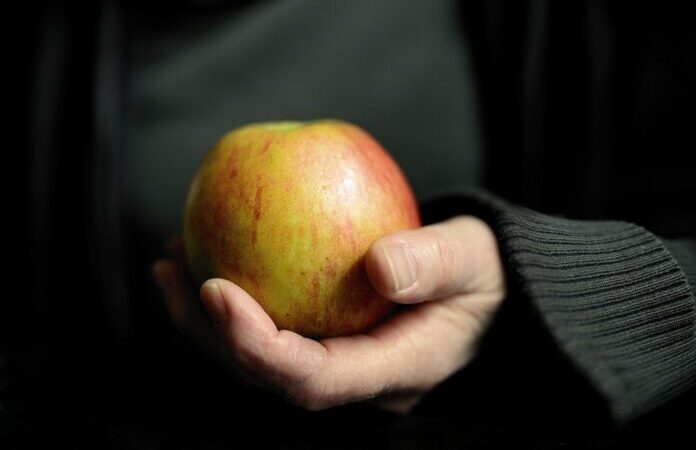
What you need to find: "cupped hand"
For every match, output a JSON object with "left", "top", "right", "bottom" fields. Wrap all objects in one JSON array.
[{"left": 152, "top": 216, "right": 506, "bottom": 413}]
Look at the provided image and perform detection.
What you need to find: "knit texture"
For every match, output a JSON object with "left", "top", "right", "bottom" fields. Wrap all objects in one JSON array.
[{"left": 422, "top": 189, "right": 696, "bottom": 424}]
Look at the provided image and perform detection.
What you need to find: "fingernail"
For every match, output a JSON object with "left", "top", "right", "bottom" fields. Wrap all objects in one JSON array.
[
  {"left": 381, "top": 242, "right": 418, "bottom": 293},
  {"left": 201, "top": 281, "right": 228, "bottom": 322}
]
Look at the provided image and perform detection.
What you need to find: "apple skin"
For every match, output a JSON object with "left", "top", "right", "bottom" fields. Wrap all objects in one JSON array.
[{"left": 183, "top": 120, "right": 420, "bottom": 338}]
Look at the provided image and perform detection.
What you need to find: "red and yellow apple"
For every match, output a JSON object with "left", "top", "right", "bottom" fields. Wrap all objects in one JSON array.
[{"left": 182, "top": 120, "right": 420, "bottom": 338}]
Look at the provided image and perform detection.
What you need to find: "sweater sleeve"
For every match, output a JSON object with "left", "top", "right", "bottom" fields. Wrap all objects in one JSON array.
[{"left": 421, "top": 188, "right": 696, "bottom": 425}]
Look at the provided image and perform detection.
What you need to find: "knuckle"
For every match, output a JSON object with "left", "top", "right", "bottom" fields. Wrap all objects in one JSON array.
[
  {"left": 272, "top": 334, "right": 334, "bottom": 411},
  {"left": 429, "top": 230, "right": 458, "bottom": 287},
  {"left": 285, "top": 380, "right": 333, "bottom": 411}
]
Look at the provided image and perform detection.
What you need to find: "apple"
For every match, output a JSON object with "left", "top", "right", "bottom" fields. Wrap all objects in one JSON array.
[{"left": 182, "top": 120, "right": 420, "bottom": 338}]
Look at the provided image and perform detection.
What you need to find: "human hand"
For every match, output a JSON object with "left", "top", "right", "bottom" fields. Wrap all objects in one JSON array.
[{"left": 152, "top": 216, "right": 506, "bottom": 413}]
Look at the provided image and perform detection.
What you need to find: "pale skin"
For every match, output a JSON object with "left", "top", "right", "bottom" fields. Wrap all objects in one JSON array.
[{"left": 152, "top": 215, "right": 506, "bottom": 413}]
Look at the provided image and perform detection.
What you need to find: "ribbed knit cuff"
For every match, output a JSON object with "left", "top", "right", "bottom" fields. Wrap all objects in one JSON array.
[
  {"left": 661, "top": 238, "right": 696, "bottom": 296},
  {"left": 422, "top": 189, "right": 696, "bottom": 424}
]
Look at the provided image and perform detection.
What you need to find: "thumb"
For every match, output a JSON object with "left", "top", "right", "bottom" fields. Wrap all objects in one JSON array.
[{"left": 365, "top": 216, "right": 502, "bottom": 304}]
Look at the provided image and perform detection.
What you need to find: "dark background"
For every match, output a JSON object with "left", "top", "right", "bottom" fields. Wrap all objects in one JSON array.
[{"left": 8, "top": 0, "right": 696, "bottom": 448}]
